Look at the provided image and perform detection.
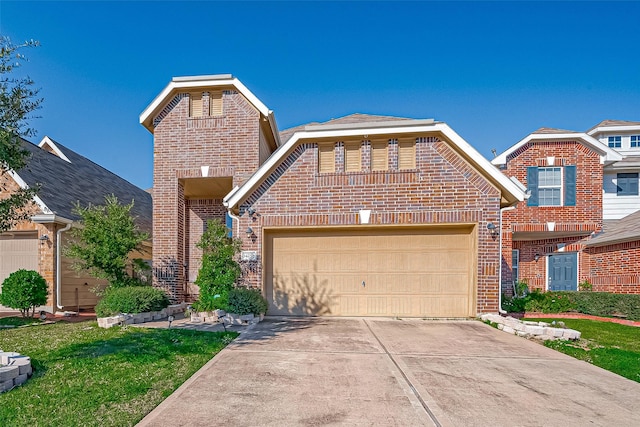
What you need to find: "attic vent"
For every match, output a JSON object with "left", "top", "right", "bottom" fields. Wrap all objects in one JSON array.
[
  {"left": 209, "top": 91, "right": 223, "bottom": 116},
  {"left": 190, "top": 92, "right": 203, "bottom": 117},
  {"left": 398, "top": 139, "right": 416, "bottom": 170}
]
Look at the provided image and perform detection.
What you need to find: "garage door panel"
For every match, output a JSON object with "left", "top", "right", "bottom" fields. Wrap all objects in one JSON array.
[{"left": 266, "top": 226, "right": 476, "bottom": 318}]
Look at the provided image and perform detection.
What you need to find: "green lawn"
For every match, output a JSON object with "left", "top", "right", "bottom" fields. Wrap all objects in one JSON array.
[
  {"left": 0, "top": 320, "right": 238, "bottom": 426},
  {"left": 0, "top": 317, "right": 43, "bottom": 327},
  {"left": 527, "top": 318, "right": 640, "bottom": 383}
]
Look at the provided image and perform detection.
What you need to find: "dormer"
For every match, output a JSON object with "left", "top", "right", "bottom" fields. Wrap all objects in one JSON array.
[
  {"left": 587, "top": 120, "right": 640, "bottom": 155},
  {"left": 38, "top": 136, "right": 71, "bottom": 163}
]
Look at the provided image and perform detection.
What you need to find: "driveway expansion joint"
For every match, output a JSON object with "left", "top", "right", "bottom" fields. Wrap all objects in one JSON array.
[{"left": 363, "top": 319, "right": 442, "bottom": 427}]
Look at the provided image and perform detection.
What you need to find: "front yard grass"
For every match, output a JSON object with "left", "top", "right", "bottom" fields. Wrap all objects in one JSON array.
[
  {"left": 0, "top": 320, "right": 238, "bottom": 426},
  {"left": 527, "top": 318, "right": 640, "bottom": 383},
  {"left": 0, "top": 317, "right": 42, "bottom": 327}
]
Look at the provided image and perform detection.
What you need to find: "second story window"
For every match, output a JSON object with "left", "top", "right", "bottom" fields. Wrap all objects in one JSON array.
[
  {"left": 398, "top": 139, "right": 416, "bottom": 170},
  {"left": 608, "top": 136, "right": 622, "bottom": 148},
  {"left": 189, "top": 92, "right": 203, "bottom": 117},
  {"left": 538, "top": 167, "right": 562, "bottom": 206},
  {"left": 527, "top": 165, "right": 576, "bottom": 207},
  {"left": 631, "top": 135, "right": 640, "bottom": 148},
  {"left": 617, "top": 173, "right": 639, "bottom": 196},
  {"left": 318, "top": 143, "right": 336, "bottom": 173},
  {"left": 344, "top": 141, "right": 362, "bottom": 172},
  {"left": 370, "top": 140, "right": 388, "bottom": 171}
]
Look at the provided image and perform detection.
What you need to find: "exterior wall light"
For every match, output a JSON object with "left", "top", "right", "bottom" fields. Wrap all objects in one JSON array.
[
  {"left": 534, "top": 253, "right": 541, "bottom": 262},
  {"left": 246, "top": 227, "right": 254, "bottom": 236},
  {"left": 486, "top": 222, "right": 498, "bottom": 238},
  {"left": 247, "top": 207, "right": 256, "bottom": 216},
  {"left": 39, "top": 234, "right": 49, "bottom": 244}
]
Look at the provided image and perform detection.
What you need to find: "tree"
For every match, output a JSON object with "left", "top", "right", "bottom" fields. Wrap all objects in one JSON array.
[
  {"left": 194, "top": 219, "right": 242, "bottom": 311},
  {"left": 0, "top": 37, "right": 42, "bottom": 232},
  {"left": 0, "top": 269, "right": 48, "bottom": 318},
  {"left": 64, "top": 195, "right": 149, "bottom": 288}
]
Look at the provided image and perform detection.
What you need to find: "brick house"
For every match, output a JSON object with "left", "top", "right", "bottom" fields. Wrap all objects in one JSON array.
[
  {"left": 140, "top": 74, "right": 525, "bottom": 317},
  {"left": 0, "top": 136, "right": 152, "bottom": 313},
  {"left": 493, "top": 121, "right": 640, "bottom": 294}
]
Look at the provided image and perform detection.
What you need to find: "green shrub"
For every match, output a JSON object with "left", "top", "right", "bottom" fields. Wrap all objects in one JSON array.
[
  {"left": 227, "top": 287, "right": 268, "bottom": 315},
  {"left": 191, "top": 284, "right": 233, "bottom": 312},
  {"left": 0, "top": 269, "right": 49, "bottom": 318},
  {"left": 501, "top": 294, "right": 528, "bottom": 313},
  {"left": 579, "top": 279, "right": 593, "bottom": 292},
  {"left": 95, "top": 286, "right": 170, "bottom": 317},
  {"left": 571, "top": 292, "right": 640, "bottom": 321},
  {"left": 514, "top": 279, "right": 530, "bottom": 297},
  {"left": 525, "top": 291, "right": 576, "bottom": 313}
]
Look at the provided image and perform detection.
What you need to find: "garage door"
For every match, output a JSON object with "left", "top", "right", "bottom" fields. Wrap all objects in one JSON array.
[
  {"left": 265, "top": 226, "right": 476, "bottom": 318},
  {"left": 0, "top": 232, "right": 39, "bottom": 300}
]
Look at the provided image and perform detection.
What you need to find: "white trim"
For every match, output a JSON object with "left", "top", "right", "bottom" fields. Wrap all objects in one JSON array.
[
  {"left": 31, "top": 214, "right": 73, "bottom": 225},
  {"left": 7, "top": 170, "right": 52, "bottom": 214},
  {"left": 491, "top": 132, "right": 622, "bottom": 165},
  {"left": 224, "top": 121, "right": 525, "bottom": 209},
  {"left": 140, "top": 76, "right": 269, "bottom": 128},
  {"left": 38, "top": 136, "right": 71, "bottom": 163},
  {"left": 588, "top": 125, "right": 640, "bottom": 136}
]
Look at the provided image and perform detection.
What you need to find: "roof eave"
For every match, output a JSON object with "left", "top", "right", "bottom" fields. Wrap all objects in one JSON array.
[
  {"left": 31, "top": 214, "right": 74, "bottom": 225},
  {"left": 224, "top": 122, "right": 525, "bottom": 210}
]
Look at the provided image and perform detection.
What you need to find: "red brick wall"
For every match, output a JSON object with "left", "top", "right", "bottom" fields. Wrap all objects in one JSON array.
[
  {"left": 151, "top": 90, "right": 262, "bottom": 301},
  {"left": 584, "top": 241, "right": 640, "bottom": 293},
  {"left": 500, "top": 140, "right": 603, "bottom": 291},
  {"left": 234, "top": 136, "right": 503, "bottom": 314}
]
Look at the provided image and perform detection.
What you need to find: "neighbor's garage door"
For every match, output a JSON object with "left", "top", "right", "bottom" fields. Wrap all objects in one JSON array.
[
  {"left": 0, "top": 232, "right": 39, "bottom": 297},
  {"left": 265, "top": 226, "right": 476, "bottom": 318}
]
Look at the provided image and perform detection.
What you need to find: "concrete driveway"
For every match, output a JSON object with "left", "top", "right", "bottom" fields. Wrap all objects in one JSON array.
[{"left": 138, "top": 318, "right": 640, "bottom": 427}]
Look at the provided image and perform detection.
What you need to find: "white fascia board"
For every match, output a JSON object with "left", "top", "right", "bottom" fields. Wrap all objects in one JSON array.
[
  {"left": 267, "top": 111, "right": 282, "bottom": 147},
  {"left": 31, "top": 214, "right": 73, "bottom": 224},
  {"left": 7, "top": 170, "right": 52, "bottom": 214},
  {"left": 224, "top": 122, "right": 525, "bottom": 209},
  {"left": 38, "top": 136, "right": 71, "bottom": 163},
  {"left": 492, "top": 133, "right": 622, "bottom": 165},
  {"left": 588, "top": 125, "right": 640, "bottom": 136},
  {"left": 140, "top": 76, "right": 270, "bottom": 131}
]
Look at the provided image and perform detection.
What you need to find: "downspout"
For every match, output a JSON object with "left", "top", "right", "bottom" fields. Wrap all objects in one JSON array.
[
  {"left": 56, "top": 222, "right": 73, "bottom": 311},
  {"left": 498, "top": 206, "right": 516, "bottom": 315}
]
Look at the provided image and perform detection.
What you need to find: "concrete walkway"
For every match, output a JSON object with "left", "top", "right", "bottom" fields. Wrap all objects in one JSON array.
[{"left": 137, "top": 317, "right": 640, "bottom": 427}]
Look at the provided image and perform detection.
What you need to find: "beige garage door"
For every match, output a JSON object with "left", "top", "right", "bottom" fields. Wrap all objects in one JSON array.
[
  {"left": 265, "top": 226, "right": 476, "bottom": 318},
  {"left": 0, "top": 232, "right": 39, "bottom": 297}
]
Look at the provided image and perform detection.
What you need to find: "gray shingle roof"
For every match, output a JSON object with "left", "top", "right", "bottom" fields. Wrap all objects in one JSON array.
[
  {"left": 587, "top": 119, "right": 640, "bottom": 133},
  {"left": 16, "top": 138, "right": 152, "bottom": 234},
  {"left": 532, "top": 127, "right": 579, "bottom": 134},
  {"left": 586, "top": 210, "right": 640, "bottom": 247},
  {"left": 279, "top": 113, "right": 415, "bottom": 143}
]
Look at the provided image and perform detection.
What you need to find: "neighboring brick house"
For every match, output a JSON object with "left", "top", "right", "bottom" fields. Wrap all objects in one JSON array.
[
  {"left": 0, "top": 136, "right": 152, "bottom": 313},
  {"left": 493, "top": 121, "right": 640, "bottom": 294},
  {"left": 140, "top": 74, "right": 524, "bottom": 318}
]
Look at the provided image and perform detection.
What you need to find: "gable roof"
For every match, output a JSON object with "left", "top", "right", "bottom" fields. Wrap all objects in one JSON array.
[
  {"left": 587, "top": 119, "right": 640, "bottom": 135},
  {"left": 586, "top": 210, "right": 640, "bottom": 247},
  {"left": 139, "top": 74, "right": 280, "bottom": 147},
  {"left": 225, "top": 115, "right": 525, "bottom": 210},
  {"left": 12, "top": 137, "right": 152, "bottom": 234},
  {"left": 491, "top": 129, "right": 623, "bottom": 166}
]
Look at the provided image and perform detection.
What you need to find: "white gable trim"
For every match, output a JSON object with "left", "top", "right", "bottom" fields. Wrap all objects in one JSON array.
[
  {"left": 492, "top": 132, "right": 623, "bottom": 166},
  {"left": 224, "top": 121, "right": 525, "bottom": 210},
  {"left": 588, "top": 125, "right": 640, "bottom": 136},
  {"left": 38, "top": 136, "right": 71, "bottom": 163},
  {"left": 7, "top": 169, "right": 52, "bottom": 214}
]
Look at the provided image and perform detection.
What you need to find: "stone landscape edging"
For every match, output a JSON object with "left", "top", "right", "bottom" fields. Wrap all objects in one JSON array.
[
  {"left": 0, "top": 351, "right": 33, "bottom": 393},
  {"left": 480, "top": 313, "right": 581, "bottom": 340},
  {"left": 97, "top": 303, "right": 189, "bottom": 328}
]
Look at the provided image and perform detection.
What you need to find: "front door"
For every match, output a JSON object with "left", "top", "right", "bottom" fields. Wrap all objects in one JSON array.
[{"left": 548, "top": 253, "right": 577, "bottom": 291}]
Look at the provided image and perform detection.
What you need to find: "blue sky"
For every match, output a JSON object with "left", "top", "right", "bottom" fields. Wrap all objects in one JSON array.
[{"left": 1, "top": 1, "right": 639, "bottom": 189}]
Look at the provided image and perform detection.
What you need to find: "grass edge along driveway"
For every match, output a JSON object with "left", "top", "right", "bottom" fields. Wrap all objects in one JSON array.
[
  {"left": 0, "top": 321, "right": 238, "bottom": 426},
  {"left": 526, "top": 318, "right": 640, "bottom": 383}
]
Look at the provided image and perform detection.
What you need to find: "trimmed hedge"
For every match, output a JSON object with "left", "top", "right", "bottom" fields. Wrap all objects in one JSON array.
[
  {"left": 503, "top": 290, "right": 640, "bottom": 321},
  {"left": 227, "top": 287, "right": 268, "bottom": 315},
  {"left": 96, "top": 286, "right": 170, "bottom": 317}
]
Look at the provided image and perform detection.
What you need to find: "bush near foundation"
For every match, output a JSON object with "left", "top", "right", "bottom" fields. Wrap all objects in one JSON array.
[
  {"left": 502, "top": 290, "right": 640, "bottom": 321},
  {"left": 227, "top": 287, "right": 268, "bottom": 315},
  {"left": 0, "top": 269, "right": 48, "bottom": 318},
  {"left": 95, "top": 286, "right": 170, "bottom": 317}
]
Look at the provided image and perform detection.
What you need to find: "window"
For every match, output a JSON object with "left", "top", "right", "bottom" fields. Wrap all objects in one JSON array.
[
  {"left": 631, "top": 135, "right": 640, "bottom": 148},
  {"left": 617, "top": 173, "right": 639, "bottom": 196},
  {"left": 370, "top": 141, "right": 388, "bottom": 171},
  {"left": 318, "top": 143, "right": 335, "bottom": 173},
  {"left": 608, "top": 136, "right": 621, "bottom": 148},
  {"left": 398, "top": 139, "right": 416, "bottom": 170},
  {"left": 189, "top": 92, "right": 203, "bottom": 117},
  {"left": 511, "top": 250, "right": 519, "bottom": 284},
  {"left": 209, "top": 91, "right": 223, "bottom": 116},
  {"left": 344, "top": 142, "right": 362, "bottom": 172},
  {"left": 225, "top": 212, "right": 233, "bottom": 238},
  {"left": 527, "top": 165, "right": 576, "bottom": 207},
  {"left": 538, "top": 167, "right": 562, "bottom": 206}
]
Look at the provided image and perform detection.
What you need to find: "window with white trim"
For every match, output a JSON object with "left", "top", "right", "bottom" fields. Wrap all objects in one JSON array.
[
  {"left": 511, "top": 250, "right": 519, "bottom": 283},
  {"left": 608, "top": 136, "right": 622, "bottom": 148},
  {"left": 538, "top": 167, "right": 563, "bottom": 206},
  {"left": 631, "top": 135, "right": 640, "bottom": 148}
]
